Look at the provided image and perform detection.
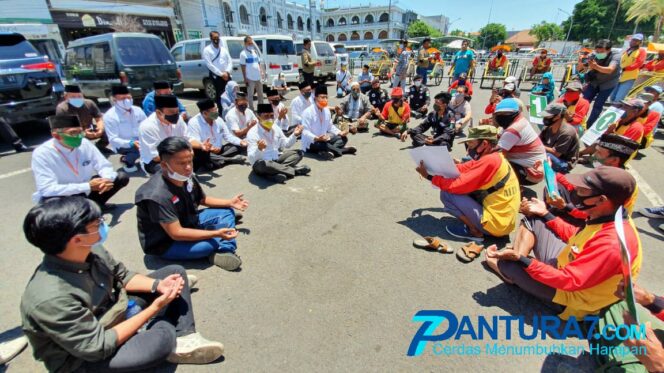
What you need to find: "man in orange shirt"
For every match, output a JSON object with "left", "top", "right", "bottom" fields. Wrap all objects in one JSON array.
[
  {"left": 375, "top": 87, "right": 411, "bottom": 140},
  {"left": 557, "top": 81, "right": 590, "bottom": 134},
  {"left": 643, "top": 49, "right": 664, "bottom": 72},
  {"left": 529, "top": 49, "right": 551, "bottom": 79},
  {"left": 610, "top": 34, "right": 647, "bottom": 103},
  {"left": 636, "top": 92, "right": 662, "bottom": 149},
  {"left": 488, "top": 50, "right": 508, "bottom": 75}
]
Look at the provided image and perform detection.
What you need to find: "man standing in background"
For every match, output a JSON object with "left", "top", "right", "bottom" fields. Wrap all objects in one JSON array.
[{"left": 203, "top": 31, "right": 233, "bottom": 109}]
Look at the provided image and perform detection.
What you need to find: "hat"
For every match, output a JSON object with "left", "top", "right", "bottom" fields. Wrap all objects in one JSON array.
[
  {"left": 64, "top": 85, "right": 81, "bottom": 93},
  {"left": 48, "top": 114, "right": 81, "bottom": 130},
  {"left": 620, "top": 98, "right": 646, "bottom": 110},
  {"left": 504, "top": 76, "right": 517, "bottom": 84},
  {"left": 266, "top": 89, "right": 279, "bottom": 97},
  {"left": 539, "top": 102, "right": 567, "bottom": 117},
  {"left": 110, "top": 85, "right": 129, "bottom": 96},
  {"left": 565, "top": 166, "right": 636, "bottom": 206},
  {"left": 597, "top": 133, "right": 640, "bottom": 157},
  {"left": 631, "top": 33, "right": 644, "bottom": 41},
  {"left": 372, "top": 78, "right": 381, "bottom": 84},
  {"left": 645, "top": 85, "right": 663, "bottom": 94},
  {"left": 236, "top": 92, "right": 247, "bottom": 99},
  {"left": 495, "top": 98, "right": 520, "bottom": 113},
  {"left": 155, "top": 94, "right": 179, "bottom": 109},
  {"left": 503, "top": 83, "right": 516, "bottom": 91},
  {"left": 153, "top": 81, "right": 170, "bottom": 90},
  {"left": 638, "top": 92, "right": 655, "bottom": 103},
  {"left": 256, "top": 103, "right": 273, "bottom": 114},
  {"left": 196, "top": 98, "right": 216, "bottom": 112},
  {"left": 298, "top": 81, "right": 311, "bottom": 90},
  {"left": 566, "top": 81, "right": 583, "bottom": 91},
  {"left": 315, "top": 84, "right": 328, "bottom": 97},
  {"left": 413, "top": 74, "right": 423, "bottom": 81},
  {"left": 390, "top": 87, "right": 403, "bottom": 97},
  {"left": 458, "top": 125, "right": 499, "bottom": 143}
]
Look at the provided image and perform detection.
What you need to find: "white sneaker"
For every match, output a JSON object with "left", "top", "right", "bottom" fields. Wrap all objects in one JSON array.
[
  {"left": 122, "top": 165, "right": 138, "bottom": 173},
  {"left": 167, "top": 332, "right": 224, "bottom": 364},
  {"left": 186, "top": 274, "right": 198, "bottom": 288},
  {"left": 0, "top": 335, "right": 28, "bottom": 365}
]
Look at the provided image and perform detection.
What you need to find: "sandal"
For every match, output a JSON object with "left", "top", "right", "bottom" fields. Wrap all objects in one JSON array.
[
  {"left": 456, "top": 242, "right": 485, "bottom": 263},
  {"left": 412, "top": 237, "right": 453, "bottom": 254}
]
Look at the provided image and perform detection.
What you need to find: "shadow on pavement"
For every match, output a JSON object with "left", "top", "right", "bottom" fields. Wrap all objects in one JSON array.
[
  {"left": 196, "top": 172, "right": 220, "bottom": 189},
  {"left": 0, "top": 326, "right": 23, "bottom": 344},
  {"left": 106, "top": 203, "right": 135, "bottom": 227},
  {"left": 541, "top": 352, "right": 594, "bottom": 373},
  {"left": 143, "top": 255, "right": 212, "bottom": 271},
  {"left": 247, "top": 171, "right": 278, "bottom": 190}
]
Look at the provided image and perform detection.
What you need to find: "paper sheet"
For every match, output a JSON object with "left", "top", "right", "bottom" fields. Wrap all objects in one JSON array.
[
  {"left": 409, "top": 145, "right": 460, "bottom": 178},
  {"left": 614, "top": 206, "right": 640, "bottom": 325}
]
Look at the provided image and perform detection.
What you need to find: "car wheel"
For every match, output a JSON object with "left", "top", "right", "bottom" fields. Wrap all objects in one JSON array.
[{"left": 204, "top": 79, "right": 216, "bottom": 100}]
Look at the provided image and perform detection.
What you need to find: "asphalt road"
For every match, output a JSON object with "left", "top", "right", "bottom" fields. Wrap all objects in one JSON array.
[{"left": 2, "top": 79, "right": 664, "bottom": 372}]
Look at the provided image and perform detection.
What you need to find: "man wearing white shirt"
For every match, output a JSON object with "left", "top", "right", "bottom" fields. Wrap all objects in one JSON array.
[
  {"left": 266, "top": 89, "right": 293, "bottom": 136},
  {"left": 103, "top": 85, "right": 146, "bottom": 172},
  {"left": 301, "top": 85, "right": 356, "bottom": 159},
  {"left": 187, "top": 99, "right": 247, "bottom": 172},
  {"left": 290, "top": 82, "right": 315, "bottom": 127},
  {"left": 223, "top": 93, "right": 257, "bottom": 146},
  {"left": 239, "top": 36, "right": 265, "bottom": 111},
  {"left": 335, "top": 63, "right": 352, "bottom": 97},
  {"left": 31, "top": 115, "right": 129, "bottom": 208},
  {"left": 203, "top": 31, "right": 233, "bottom": 109},
  {"left": 139, "top": 95, "right": 189, "bottom": 174},
  {"left": 248, "top": 104, "right": 310, "bottom": 183}
]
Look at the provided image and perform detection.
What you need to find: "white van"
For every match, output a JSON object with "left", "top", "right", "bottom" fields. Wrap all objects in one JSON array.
[
  {"left": 331, "top": 43, "right": 349, "bottom": 67},
  {"left": 295, "top": 40, "right": 337, "bottom": 81},
  {"left": 252, "top": 35, "right": 299, "bottom": 85}
]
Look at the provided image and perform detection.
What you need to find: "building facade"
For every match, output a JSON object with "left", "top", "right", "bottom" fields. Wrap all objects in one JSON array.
[
  {"left": 420, "top": 15, "right": 450, "bottom": 36},
  {"left": 177, "top": 0, "right": 323, "bottom": 40},
  {"left": 321, "top": 5, "right": 408, "bottom": 46}
]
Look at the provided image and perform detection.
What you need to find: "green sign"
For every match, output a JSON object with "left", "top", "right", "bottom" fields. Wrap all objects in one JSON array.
[
  {"left": 187, "top": 30, "right": 202, "bottom": 39},
  {"left": 581, "top": 107, "right": 624, "bottom": 146},
  {"left": 528, "top": 94, "right": 547, "bottom": 125}
]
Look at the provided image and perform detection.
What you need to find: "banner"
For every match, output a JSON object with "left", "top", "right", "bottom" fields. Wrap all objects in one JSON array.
[{"left": 581, "top": 107, "right": 624, "bottom": 146}]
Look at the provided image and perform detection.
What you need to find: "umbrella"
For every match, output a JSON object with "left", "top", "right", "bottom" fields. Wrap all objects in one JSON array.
[
  {"left": 530, "top": 47, "right": 558, "bottom": 54},
  {"left": 648, "top": 42, "right": 664, "bottom": 52},
  {"left": 491, "top": 45, "right": 511, "bottom": 52},
  {"left": 427, "top": 47, "right": 441, "bottom": 54},
  {"left": 575, "top": 47, "right": 593, "bottom": 54}
]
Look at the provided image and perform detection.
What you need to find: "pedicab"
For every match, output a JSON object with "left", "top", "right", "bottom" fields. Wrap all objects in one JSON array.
[
  {"left": 429, "top": 52, "right": 445, "bottom": 86},
  {"left": 447, "top": 47, "right": 478, "bottom": 85},
  {"left": 518, "top": 47, "right": 556, "bottom": 90},
  {"left": 367, "top": 49, "right": 392, "bottom": 82},
  {"left": 479, "top": 45, "right": 512, "bottom": 89}
]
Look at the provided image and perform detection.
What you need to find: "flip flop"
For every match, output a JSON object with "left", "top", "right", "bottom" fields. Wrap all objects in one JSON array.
[
  {"left": 456, "top": 242, "right": 485, "bottom": 263},
  {"left": 412, "top": 236, "right": 453, "bottom": 254}
]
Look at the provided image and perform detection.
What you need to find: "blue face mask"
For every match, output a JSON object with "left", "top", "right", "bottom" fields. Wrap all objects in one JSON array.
[
  {"left": 97, "top": 221, "right": 109, "bottom": 245},
  {"left": 68, "top": 98, "right": 84, "bottom": 108},
  {"left": 595, "top": 52, "right": 607, "bottom": 60}
]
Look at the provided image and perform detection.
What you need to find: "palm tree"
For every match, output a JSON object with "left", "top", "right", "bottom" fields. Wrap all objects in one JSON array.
[{"left": 626, "top": 0, "right": 664, "bottom": 41}]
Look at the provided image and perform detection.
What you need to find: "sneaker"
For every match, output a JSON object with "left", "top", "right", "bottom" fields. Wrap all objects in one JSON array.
[
  {"left": 209, "top": 252, "right": 242, "bottom": 271},
  {"left": 318, "top": 151, "right": 335, "bottom": 160},
  {"left": 640, "top": 206, "right": 664, "bottom": 219},
  {"left": 294, "top": 165, "right": 311, "bottom": 176},
  {"left": 445, "top": 223, "right": 484, "bottom": 243},
  {"left": 341, "top": 146, "right": 357, "bottom": 155},
  {"left": 186, "top": 274, "right": 198, "bottom": 288},
  {"left": 166, "top": 332, "right": 224, "bottom": 365},
  {"left": 101, "top": 203, "right": 117, "bottom": 213},
  {"left": 269, "top": 174, "right": 288, "bottom": 183},
  {"left": 13, "top": 143, "right": 29, "bottom": 153},
  {"left": 225, "top": 155, "right": 246, "bottom": 165},
  {"left": 122, "top": 164, "right": 138, "bottom": 173},
  {"left": 234, "top": 211, "right": 243, "bottom": 222},
  {"left": 0, "top": 335, "right": 28, "bottom": 365}
]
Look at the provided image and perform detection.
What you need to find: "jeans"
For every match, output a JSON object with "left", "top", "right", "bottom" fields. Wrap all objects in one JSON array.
[
  {"left": 547, "top": 153, "right": 569, "bottom": 174},
  {"left": 609, "top": 79, "right": 635, "bottom": 103},
  {"left": 583, "top": 84, "right": 614, "bottom": 127},
  {"left": 117, "top": 147, "right": 140, "bottom": 166},
  {"left": 415, "top": 67, "right": 429, "bottom": 85},
  {"left": 162, "top": 208, "right": 237, "bottom": 260}
]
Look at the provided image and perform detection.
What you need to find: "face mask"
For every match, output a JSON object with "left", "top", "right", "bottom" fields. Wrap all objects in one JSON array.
[
  {"left": 433, "top": 104, "right": 443, "bottom": 112},
  {"left": 207, "top": 111, "right": 220, "bottom": 120},
  {"left": 453, "top": 93, "right": 465, "bottom": 103},
  {"left": 270, "top": 99, "right": 280, "bottom": 106},
  {"left": 60, "top": 132, "right": 84, "bottom": 148},
  {"left": 212, "top": 39, "right": 220, "bottom": 45},
  {"left": 542, "top": 116, "right": 557, "bottom": 126},
  {"left": 68, "top": 98, "right": 84, "bottom": 108},
  {"left": 316, "top": 99, "right": 328, "bottom": 108},
  {"left": 494, "top": 113, "right": 517, "bottom": 128},
  {"left": 164, "top": 113, "right": 180, "bottom": 124},
  {"left": 165, "top": 163, "right": 192, "bottom": 182},
  {"left": 392, "top": 98, "right": 402, "bottom": 106},
  {"left": 570, "top": 190, "right": 601, "bottom": 211},
  {"left": 80, "top": 220, "right": 109, "bottom": 247},
  {"left": 458, "top": 80, "right": 466, "bottom": 86},
  {"left": 116, "top": 98, "right": 133, "bottom": 110},
  {"left": 595, "top": 52, "right": 607, "bottom": 60},
  {"left": 467, "top": 143, "right": 484, "bottom": 161},
  {"left": 590, "top": 153, "right": 610, "bottom": 168},
  {"left": 497, "top": 52, "right": 503, "bottom": 57},
  {"left": 303, "top": 92, "right": 312, "bottom": 99},
  {"left": 261, "top": 120, "right": 274, "bottom": 131},
  {"left": 564, "top": 92, "right": 580, "bottom": 103},
  {"left": 414, "top": 81, "right": 421, "bottom": 87},
  {"left": 351, "top": 91, "right": 359, "bottom": 99},
  {"left": 236, "top": 104, "right": 248, "bottom": 113}
]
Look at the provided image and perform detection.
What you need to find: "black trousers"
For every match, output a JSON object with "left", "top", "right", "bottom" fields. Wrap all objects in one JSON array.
[
  {"left": 0, "top": 117, "right": 21, "bottom": 146},
  {"left": 144, "top": 161, "right": 161, "bottom": 175},
  {"left": 210, "top": 72, "right": 230, "bottom": 109},
  {"left": 193, "top": 144, "right": 242, "bottom": 171},
  {"left": 80, "top": 265, "right": 196, "bottom": 372},
  {"left": 302, "top": 72, "right": 315, "bottom": 88},
  {"left": 306, "top": 135, "right": 347, "bottom": 157},
  {"left": 252, "top": 149, "right": 303, "bottom": 178},
  {"left": 41, "top": 172, "right": 129, "bottom": 207}
]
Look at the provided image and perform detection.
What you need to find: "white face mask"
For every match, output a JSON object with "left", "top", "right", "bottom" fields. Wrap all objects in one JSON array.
[
  {"left": 165, "top": 163, "right": 192, "bottom": 182},
  {"left": 414, "top": 81, "right": 421, "bottom": 87},
  {"left": 116, "top": 98, "right": 133, "bottom": 110}
]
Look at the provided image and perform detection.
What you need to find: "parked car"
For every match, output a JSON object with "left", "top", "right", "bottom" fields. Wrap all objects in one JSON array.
[
  {"left": 64, "top": 32, "right": 182, "bottom": 101},
  {"left": 253, "top": 35, "right": 299, "bottom": 85},
  {"left": 171, "top": 36, "right": 264, "bottom": 100},
  {"left": 295, "top": 40, "right": 336, "bottom": 81},
  {"left": 0, "top": 32, "right": 62, "bottom": 125},
  {"left": 331, "top": 43, "right": 349, "bottom": 67}
]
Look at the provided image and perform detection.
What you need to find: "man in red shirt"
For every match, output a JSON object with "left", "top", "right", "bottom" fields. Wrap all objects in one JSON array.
[
  {"left": 643, "top": 50, "right": 664, "bottom": 72},
  {"left": 376, "top": 87, "right": 411, "bottom": 140},
  {"left": 530, "top": 49, "right": 552, "bottom": 79},
  {"left": 557, "top": 80, "right": 590, "bottom": 134},
  {"left": 636, "top": 92, "right": 662, "bottom": 149}
]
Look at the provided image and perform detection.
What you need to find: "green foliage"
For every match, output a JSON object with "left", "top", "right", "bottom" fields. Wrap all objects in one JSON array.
[
  {"left": 530, "top": 21, "right": 565, "bottom": 45},
  {"left": 478, "top": 23, "right": 507, "bottom": 49},
  {"left": 407, "top": 20, "right": 442, "bottom": 38}
]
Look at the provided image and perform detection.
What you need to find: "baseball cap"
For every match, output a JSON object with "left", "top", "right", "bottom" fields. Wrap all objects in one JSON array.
[
  {"left": 637, "top": 92, "right": 655, "bottom": 103},
  {"left": 503, "top": 83, "right": 516, "bottom": 91},
  {"left": 566, "top": 81, "right": 583, "bottom": 91},
  {"left": 494, "top": 98, "right": 520, "bottom": 113},
  {"left": 620, "top": 98, "right": 646, "bottom": 110},
  {"left": 645, "top": 85, "right": 663, "bottom": 94},
  {"left": 566, "top": 167, "right": 636, "bottom": 206},
  {"left": 458, "top": 125, "right": 498, "bottom": 143},
  {"left": 632, "top": 33, "right": 644, "bottom": 41},
  {"left": 504, "top": 76, "right": 517, "bottom": 84},
  {"left": 391, "top": 87, "right": 404, "bottom": 97},
  {"left": 539, "top": 102, "right": 567, "bottom": 117}
]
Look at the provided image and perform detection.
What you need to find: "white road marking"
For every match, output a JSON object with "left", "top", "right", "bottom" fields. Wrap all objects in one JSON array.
[
  {"left": 627, "top": 166, "right": 664, "bottom": 206},
  {"left": 0, "top": 167, "right": 32, "bottom": 180}
]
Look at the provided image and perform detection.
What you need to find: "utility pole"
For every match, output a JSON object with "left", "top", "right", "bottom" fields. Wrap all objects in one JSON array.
[
  {"left": 559, "top": 8, "right": 573, "bottom": 55},
  {"left": 608, "top": 0, "right": 621, "bottom": 40},
  {"left": 480, "top": 0, "right": 494, "bottom": 50},
  {"left": 309, "top": 0, "right": 315, "bottom": 40}
]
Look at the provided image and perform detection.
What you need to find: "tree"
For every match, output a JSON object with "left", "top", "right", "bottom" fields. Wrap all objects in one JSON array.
[
  {"left": 112, "top": 14, "right": 146, "bottom": 33},
  {"left": 478, "top": 23, "right": 507, "bottom": 49},
  {"left": 407, "top": 20, "right": 442, "bottom": 38},
  {"left": 530, "top": 21, "right": 564, "bottom": 46},
  {"left": 626, "top": 0, "right": 664, "bottom": 41},
  {"left": 450, "top": 29, "right": 465, "bottom": 36}
]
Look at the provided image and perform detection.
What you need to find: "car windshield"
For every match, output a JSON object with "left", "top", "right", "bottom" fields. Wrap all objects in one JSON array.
[
  {"left": 0, "top": 35, "right": 40, "bottom": 60},
  {"left": 226, "top": 40, "right": 244, "bottom": 58},
  {"left": 266, "top": 39, "right": 295, "bottom": 55},
  {"left": 314, "top": 42, "right": 334, "bottom": 57},
  {"left": 333, "top": 45, "right": 347, "bottom": 54},
  {"left": 116, "top": 37, "right": 173, "bottom": 65},
  {"left": 295, "top": 43, "right": 303, "bottom": 55}
]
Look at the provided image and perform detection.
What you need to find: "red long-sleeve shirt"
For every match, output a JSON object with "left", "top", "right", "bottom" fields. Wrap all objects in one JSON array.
[
  {"left": 448, "top": 80, "right": 474, "bottom": 96},
  {"left": 641, "top": 110, "right": 662, "bottom": 136},
  {"left": 431, "top": 152, "right": 501, "bottom": 193},
  {"left": 556, "top": 97, "right": 590, "bottom": 126},
  {"left": 644, "top": 58, "right": 664, "bottom": 72}
]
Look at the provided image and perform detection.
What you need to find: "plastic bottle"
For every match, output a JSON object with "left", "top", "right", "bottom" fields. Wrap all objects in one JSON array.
[{"left": 125, "top": 299, "right": 142, "bottom": 319}]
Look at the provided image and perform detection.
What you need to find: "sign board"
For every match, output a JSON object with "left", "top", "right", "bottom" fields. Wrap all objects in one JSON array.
[
  {"left": 580, "top": 107, "right": 624, "bottom": 146},
  {"left": 528, "top": 94, "right": 547, "bottom": 125}
]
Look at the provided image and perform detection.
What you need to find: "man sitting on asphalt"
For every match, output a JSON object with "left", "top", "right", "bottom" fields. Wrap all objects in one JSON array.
[
  {"left": 414, "top": 125, "right": 520, "bottom": 254},
  {"left": 139, "top": 95, "right": 189, "bottom": 174},
  {"left": 266, "top": 89, "right": 293, "bottom": 136},
  {"left": 142, "top": 81, "right": 188, "bottom": 121},
  {"left": 31, "top": 114, "right": 129, "bottom": 209},
  {"left": 186, "top": 99, "right": 247, "bottom": 173},
  {"left": 334, "top": 82, "right": 375, "bottom": 133},
  {"left": 289, "top": 82, "right": 315, "bottom": 128},
  {"left": 643, "top": 85, "right": 663, "bottom": 115},
  {"left": 404, "top": 92, "right": 456, "bottom": 149},
  {"left": 408, "top": 75, "right": 430, "bottom": 119},
  {"left": 103, "top": 85, "right": 147, "bottom": 172},
  {"left": 376, "top": 87, "right": 411, "bottom": 140},
  {"left": 486, "top": 167, "right": 642, "bottom": 321},
  {"left": 56, "top": 84, "right": 107, "bottom": 151},
  {"left": 357, "top": 64, "right": 374, "bottom": 94},
  {"left": 557, "top": 80, "right": 589, "bottom": 135},
  {"left": 448, "top": 85, "right": 473, "bottom": 135},
  {"left": 635, "top": 92, "right": 662, "bottom": 150},
  {"left": 367, "top": 78, "right": 389, "bottom": 114},
  {"left": 247, "top": 104, "right": 310, "bottom": 183},
  {"left": 538, "top": 102, "right": 580, "bottom": 174},
  {"left": 135, "top": 136, "right": 248, "bottom": 271},
  {"left": 21, "top": 197, "right": 224, "bottom": 372},
  {"left": 336, "top": 63, "right": 352, "bottom": 97},
  {"left": 448, "top": 72, "right": 474, "bottom": 96},
  {"left": 224, "top": 92, "right": 258, "bottom": 148},
  {"left": 301, "top": 85, "right": 356, "bottom": 160}
]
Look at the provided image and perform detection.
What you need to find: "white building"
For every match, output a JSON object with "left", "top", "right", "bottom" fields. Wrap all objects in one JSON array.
[
  {"left": 420, "top": 15, "right": 449, "bottom": 35},
  {"left": 177, "top": 0, "right": 323, "bottom": 40},
  {"left": 321, "top": 5, "right": 408, "bottom": 46}
]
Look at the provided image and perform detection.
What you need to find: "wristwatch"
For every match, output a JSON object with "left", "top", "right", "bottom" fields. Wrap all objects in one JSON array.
[{"left": 151, "top": 279, "right": 160, "bottom": 294}]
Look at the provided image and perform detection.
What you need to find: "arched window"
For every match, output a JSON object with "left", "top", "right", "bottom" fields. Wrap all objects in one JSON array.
[
  {"left": 379, "top": 13, "right": 389, "bottom": 22},
  {"left": 287, "top": 14, "right": 294, "bottom": 29},
  {"left": 222, "top": 2, "right": 233, "bottom": 23},
  {"left": 351, "top": 16, "right": 359, "bottom": 25},
  {"left": 307, "top": 18, "right": 311, "bottom": 31},
  {"left": 239, "top": 5, "right": 249, "bottom": 25},
  {"left": 338, "top": 17, "right": 346, "bottom": 26},
  {"left": 316, "top": 20, "right": 321, "bottom": 33},
  {"left": 378, "top": 30, "right": 388, "bottom": 39},
  {"left": 350, "top": 31, "right": 360, "bottom": 40},
  {"left": 326, "top": 34, "right": 335, "bottom": 42},
  {"left": 259, "top": 7, "right": 267, "bottom": 27},
  {"left": 326, "top": 18, "right": 334, "bottom": 27},
  {"left": 364, "top": 31, "right": 373, "bottom": 40},
  {"left": 338, "top": 33, "right": 347, "bottom": 41},
  {"left": 297, "top": 16, "right": 303, "bottom": 30},
  {"left": 365, "top": 14, "right": 374, "bottom": 24},
  {"left": 277, "top": 12, "right": 283, "bottom": 29}
]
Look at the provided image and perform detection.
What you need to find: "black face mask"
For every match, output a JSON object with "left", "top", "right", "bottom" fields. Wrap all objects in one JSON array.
[
  {"left": 570, "top": 190, "right": 601, "bottom": 211},
  {"left": 270, "top": 100, "right": 280, "bottom": 106},
  {"left": 392, "top": 98, "right": 402, "bottom": 105},
  {"left": 303, "top": 92, "right": 312, "bottom": 99},
  {"left": 466, "top": 142, "right": 485, "bottom": 161},
  {"left": 211, "top": 39, "right": 220, "bottom": 45},
  {"left": 236, "top": 104, "right": 247, "bottom": 113},
  {"left": 542, "top": 116, "right": 558, "bottom": 126},
  {"left": 494, "top": 112, "right": 519, "bottom": 128},
  {"left": 164, "top": 113, "right": 180, "bottom": 124}
]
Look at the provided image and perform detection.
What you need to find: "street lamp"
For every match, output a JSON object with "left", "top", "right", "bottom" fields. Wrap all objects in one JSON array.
[
  {"left": 559, "top": 8, "right": 573, "bottom": 55},
  {"left": 447, "top": 17, "right": 461, "bottom": 35}
]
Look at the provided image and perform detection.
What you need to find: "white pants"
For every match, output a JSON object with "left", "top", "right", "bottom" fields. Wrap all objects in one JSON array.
[{"left": 246, "top": 80, "right": 264, "bottom": 110}]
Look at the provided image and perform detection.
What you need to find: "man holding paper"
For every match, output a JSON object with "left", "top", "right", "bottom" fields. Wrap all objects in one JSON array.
[{"left": 415, "top": 126, "right": 520, "bottom": 245}]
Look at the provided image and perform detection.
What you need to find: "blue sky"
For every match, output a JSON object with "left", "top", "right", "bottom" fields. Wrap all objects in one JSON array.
[{"left": 321, "top": 0, "right": 582, "bottom": 32}]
